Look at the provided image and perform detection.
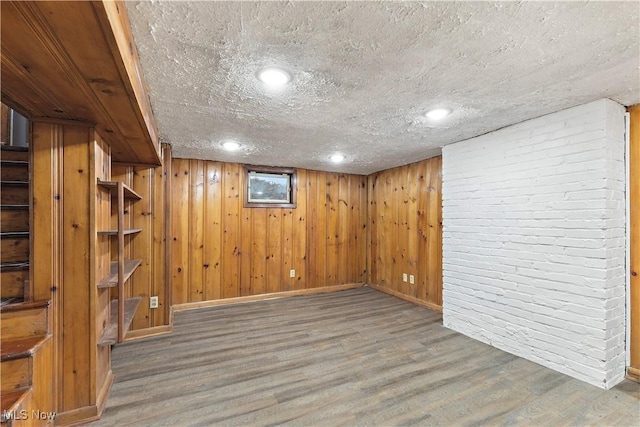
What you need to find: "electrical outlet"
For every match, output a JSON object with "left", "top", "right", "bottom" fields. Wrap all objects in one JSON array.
[
  {"left": 402, "top": 273, "right": 408, "bottom": 282},
  {"left": 409, "top": 275, "right": 415, "bottom": 284},
  {"left": 150, "top": 296, "right": 159, "bottom": 309},
  {"left": 290, "top": 269, "right": 296, "bottom": 278}
]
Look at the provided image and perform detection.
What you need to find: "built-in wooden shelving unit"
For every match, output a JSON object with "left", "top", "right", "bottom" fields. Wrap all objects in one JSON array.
[
  {"left": 97, "top": 228, "right": 142, "bottom": 236},
  {"left": 97, "top": 180, "right": 142, "bottom": 199},
  {"left": 97, "top": 297, "right": 141, "bottom": 346},
  {"left": 97, "top": 259, "right": 143, "bottom": 289},
  {"left": 97, "top": 179, "right": 142, "bottom": 344}
]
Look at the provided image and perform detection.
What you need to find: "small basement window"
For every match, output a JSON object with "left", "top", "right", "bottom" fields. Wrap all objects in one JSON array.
[{"left": 243, "top": 165, "right": 297, "bottom": 208}]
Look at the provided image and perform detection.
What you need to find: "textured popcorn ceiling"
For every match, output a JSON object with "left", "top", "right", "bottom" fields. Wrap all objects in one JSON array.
[{"left": 126, "top": 1, "right": 640, "bottom": 175}]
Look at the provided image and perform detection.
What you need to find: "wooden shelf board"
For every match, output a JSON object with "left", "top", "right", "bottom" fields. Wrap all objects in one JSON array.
[
  {"left": 97, "top": 228, "right": 142, "bottom": 236},
  {"left": 97, "top": 179, "right": 142, "bottom": 200},
  {"left": 97, "top": 259, "right": 142, "bottom": 289},
  {"left": 97, "top": 297, "right": 141, "bottom": 346}
]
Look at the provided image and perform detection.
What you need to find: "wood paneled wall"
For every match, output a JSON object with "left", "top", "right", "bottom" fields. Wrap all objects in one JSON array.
[
  {"left": 629, "top": 105, "right": 640, "bottom": 381},
  {"left": 111, "top": 144, "right": 171, "bottom": 332},
  {"left": 32, "top": 121, "right": 112, "bottom": 423},
  {"left": 170, "top": 160, "right": 367, "bottom": 304},
  {"left": 367, "top": 156, "right": 443, "bottom": 310}
]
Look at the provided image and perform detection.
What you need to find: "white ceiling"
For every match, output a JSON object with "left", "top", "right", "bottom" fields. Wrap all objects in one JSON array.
[{"left": 126, "top": 1, "right": 640, "bottom": 175}]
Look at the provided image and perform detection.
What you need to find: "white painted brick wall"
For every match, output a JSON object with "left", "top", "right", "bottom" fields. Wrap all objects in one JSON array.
[{"left": 442, "top": 99, "right": 627, "bottom": 389}]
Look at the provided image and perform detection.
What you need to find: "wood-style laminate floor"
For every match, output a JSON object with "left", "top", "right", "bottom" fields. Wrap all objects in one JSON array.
[{"left": 90, "top": 287, "right": 640, "bottom": 426}]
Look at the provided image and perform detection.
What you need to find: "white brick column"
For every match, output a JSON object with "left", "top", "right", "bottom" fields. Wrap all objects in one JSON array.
[{"left": 442, "top": 99, "right": 627, "bottom": 389}]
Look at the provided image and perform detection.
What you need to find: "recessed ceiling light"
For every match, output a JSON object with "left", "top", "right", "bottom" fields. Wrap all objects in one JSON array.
[
  {"left": 426, "top": 108, "right": 451, "bottom": 120},
  {"left": 222, "top": 141, "right": 240, "bottom": 151},
  {"left": 257, "top": 67, "right": 291, "bottom": 86},
  {"left": 330, "top": 153, "right": 345, "bottom": 163}
]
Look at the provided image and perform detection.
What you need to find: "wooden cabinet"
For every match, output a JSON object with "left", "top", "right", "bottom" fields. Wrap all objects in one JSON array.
[{"left": 96, "top": 180, "right": 142, "bottom": 344}]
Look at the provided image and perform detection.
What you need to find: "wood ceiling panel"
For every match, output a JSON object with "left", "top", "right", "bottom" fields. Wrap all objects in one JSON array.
[{"left": 0, "top": 1, "right": 160, "bottom": 165}]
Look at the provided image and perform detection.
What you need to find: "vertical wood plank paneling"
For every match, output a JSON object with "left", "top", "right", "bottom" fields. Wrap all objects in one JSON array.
[
  {"left": 251, "top": 207, "right": 268, "bottom": 295},
  {"left": 382, "top": 173, "right": 393, "bottom": 288},
  {"left": 293, "top": 168, "right": 307, "bottom": 288},
  {"left": 111, "top": 155, "right": 169, "bottom": 331},
  {"left": 203, "top": 162, "right": 222, "bottom": 301},
  {"left": 314, "top": 172, "right": 328, "bottom": 288},
  {"left": 407, "top": 164, "right": 419, "bottom": 298},
  {"left": 131, "top": 166, "right": 152, "bottom": 329},
  {"left": 368, "top": 157, "right": 443, "bottom": 310},
  {"left": 282, "top": 207, "right": 294, "bottom": 291},
  {"left": 398, "top": 166, "right": 409, "bottom": 296},
  {"left": 368, "top": 174, "right": 378, "bottom": 285},
  {"left": 417, "top": 161, "right": 429, "bottom": 301},
  {"left": 629, "top": 105, "right": 640, "bottom": 375},
  {"left": 358, "top": 176, "right": 368, "bottom": 282},
  {"left": 337, "top": 174, "right": 349, "bottom": 285},
  {"left": 222, "top": 163, "right": 241, "bottom": 298},
  {"left": 348, "top": 176, "right": 358, "bottom": 281},
  {"left": 189, "top": 160, "right": 204, "bottom": 302},
  {"left": 239, "top": 182, "right": 253, "bottom": 297},
  {"left": 306, "top": 170, "right": 319, "bottom": 288},
  {"left": 170, "top": 160, "right": 366, "bottom": 303},
  {"left": 326, "top": 173, "right": 339, "bottom": 287},
  {"left": 32, "top": 123, "right": 120, "bottom": 421},
  {"left": 171, "top": 160, "right": 190, "bottom": 304},
  {"left": 61, "top": 126, "right": 92, "bottom": 410},
  {"left": 151, "top": 157, "right": 166, "bottom": 326},
  {"left": 425, "top": 157, "right": 436, "bottom": 304},
  {"left": 266, "top": 208, "right": 282, "bottom": 294},
  {"left": 382, "top": 172, "right": 391, "bottom": 288},
  {"left": 32, "top": 122, "right": 63, "bottom": 414}
]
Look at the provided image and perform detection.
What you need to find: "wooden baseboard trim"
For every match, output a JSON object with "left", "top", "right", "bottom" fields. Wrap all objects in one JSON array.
[
  {"left": 96, "top": 370, "right": 113, "bottom": 416},
  {"left": 626, "top": 367, "right": 640, "bottom": 383},
  {"left": 172, "top": 283, "right": 366, "bottom": 313},
  {"left": 367, "top": 283, "right": 443, "bottom": 313},
  {"left": 124, "top": 325, "right": 173, "bottom": 341}
]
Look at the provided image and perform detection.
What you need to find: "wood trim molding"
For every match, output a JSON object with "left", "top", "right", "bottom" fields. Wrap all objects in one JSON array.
[
  {"left": 367, "top": 283, "right": 443, "bottom": 313},
  {"left": 31, "top": 117, "right": 96, "bottom": 128},
  {"left": 96, "top": 370, "right": 114, "bottom": 417},
  {"left": 124, "top": 325, "right": 173, "bottom": 341},
  {"left": 172, "top": 283, "right": 365, "bottom": 313}
]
